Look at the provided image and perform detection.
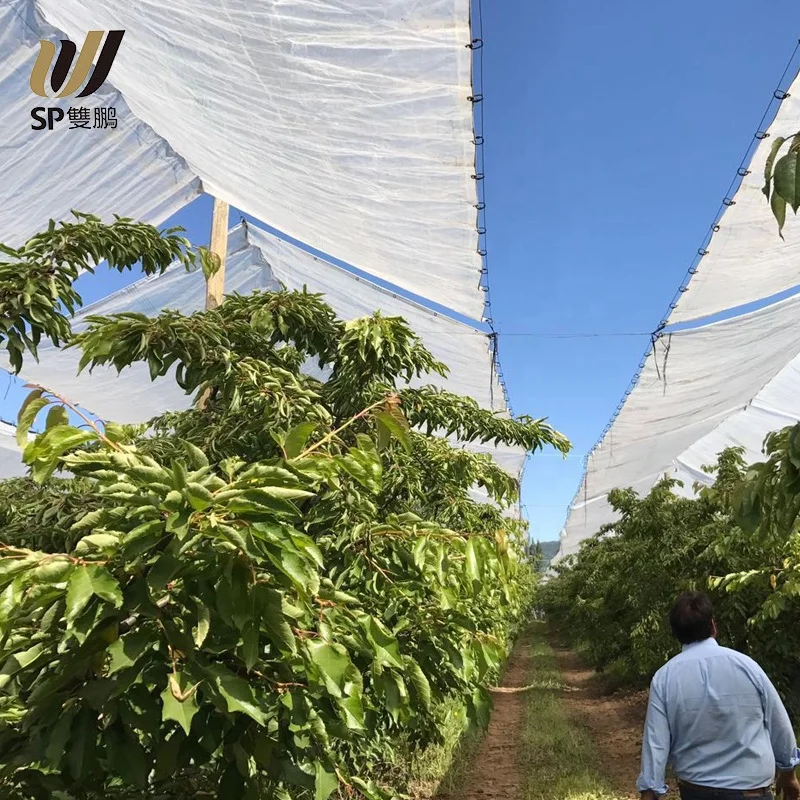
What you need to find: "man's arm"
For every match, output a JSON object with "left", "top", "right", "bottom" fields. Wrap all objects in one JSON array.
[
  {"left": 636, "top": 678, "right": 670, "bottom": 799},
  {"left": 756, "top": 666, "right": 800, "bottom": 800}
]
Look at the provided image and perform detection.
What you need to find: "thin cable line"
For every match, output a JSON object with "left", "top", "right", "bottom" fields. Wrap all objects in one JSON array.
[
  {"left": 470, "top": 0, "right": 514, "bottom": 415},
  {"left": 491, "top": 331, "right": 650, "bottom": 338}
]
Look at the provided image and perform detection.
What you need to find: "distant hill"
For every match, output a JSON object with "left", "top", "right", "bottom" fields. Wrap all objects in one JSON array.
[{"left": 533, "top": 540, "right": 560, "bottom": 572}]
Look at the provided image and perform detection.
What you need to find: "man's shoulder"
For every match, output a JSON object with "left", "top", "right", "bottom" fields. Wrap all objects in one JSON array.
[
  {"left": 657, "top": 643, "right": 764, "bottom": 679},
  {"left": 714, "top": 644, "right": 761, "bottom": 670}
]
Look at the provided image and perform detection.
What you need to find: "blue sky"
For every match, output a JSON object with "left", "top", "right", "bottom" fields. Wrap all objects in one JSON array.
[
  {"left": 4, "top": 0, "right": 800, "bottom": 543},
  {"left": 486, "top": 0, "right": 800, "bottom": 542}
]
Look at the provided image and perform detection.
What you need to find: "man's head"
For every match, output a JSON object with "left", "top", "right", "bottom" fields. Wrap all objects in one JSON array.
[{"left": 669, "top": 591, "right": 716, "bottom": 644}]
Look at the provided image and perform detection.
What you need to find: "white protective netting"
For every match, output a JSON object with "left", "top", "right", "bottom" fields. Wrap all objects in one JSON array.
[
  {"left": 9, "top": 0, "right": 484, "bottom": 319},
  {"left": 556, "top": 63, "right": 800, "bottom": 563},
  {"left": 670, "top": 70, "right": 800, "bottom": 324},
  {"left": 0, "top": 0, "right": 201, "bottom": 247},
  {"left": 0, "top": 423, "right": 25, "bottom": 480},
  {"left": 556, "top": 290, "right": 800, "bottom": 562}
]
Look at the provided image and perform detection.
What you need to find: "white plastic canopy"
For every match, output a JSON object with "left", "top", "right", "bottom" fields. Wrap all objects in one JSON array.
[
  {"left": 0, "top": 423, "right": 25, "bottom": 480},
  {"left": 556, "top": 63, "right": 800, "bottom": 563},
  {"left": 670, "top": 70, "right": 800, "bottom": 324},
  {"left": 558, "top": 289, "right": 800, "bottom": 562},
  {"left": 3, "top": 0, "right": 484, "bottom": 319}
]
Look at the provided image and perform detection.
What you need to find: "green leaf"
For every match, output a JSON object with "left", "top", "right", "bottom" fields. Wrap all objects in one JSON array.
[
  {"left": 161, "top": 673, "right": 200, "bottom": 735},
  {"left": 374, "top": 409, "right": 412, "bottom": 454},
  {"left": 147, "top": 553, "right": 182, "bottom": 591},
  {"left": 44, "top": 707, "right": 77, "bottom": 767},
  {"left": 467, "top": 686, "right": 492, "bottom": 729},
  {"left": 284, "top": 421, "right": 318, "bottom": 459},
  {"left": 107, "top": 723, "right": 148, "bottom": 788},
  {"left": 154, "top": 730, "right": 185, "bottom": 782},
  {"left": 774, "top": 151, "right": 800, "bottom": 213},
  {"left": 185, "top": 482, "right": 215, "bottom": 511},
  {"left": 315, "top": 761, "right": 339, "bottom": 800},
  {"left": 31, "top": 558, "right": 74, "bottom": 584},
  {"left": 337, "top": 687, "right": 366, "bottom": 731},
  {"left": 305, "top": 641, "right": 354, "bottom": 698},
  {"left": 74, "top": 532, "right": 120, "bottom": 556},
  {"left": 205, "top": 664, "right": 267, "bottom": 725},
  {"left": 198, "top": 246, "right": 221, "bottom": 280},
  {"left": 241, "top": 620, "right": 259, "bottom": 670},
  {"left": 107, "top": 628, "right": 154, "bottom": 675},
  {"left": 45, "top": 404, "right": 69, "bottom": 431},
  {"left": 404, "top": 656, "right": 432, "bottom": 710},
  {"left": 16, "top": 394, "right": 48, "bottom": 446},
  {"left": 181, "top": 440, "right": 209, "bottom": 468},
  {"left": 68, "top": 707, "right": 97, "bottom": 781},
  {"left": 359, "top": 616, "right": 404, "bottom": 668},
  {"left": 66, "top": 565, "right": 123, "bottom": 623},
  {"left": 259, "top": 586, "right": 296, "bottom": 655},
  {"left": 194, "top": 604, "right": 211, "bottom": 648},
  {"left": 218, "top": 762, "right": 246, "bottom": 799},
  {"left": 763, "top": 135, "right": 787, "bottom": 198},
  {"left": 265, "top": 547, "right": 319, "bottom": 596},
  {"left": 465, "top": 537, "right": 481, "bottom": 584},
  {"left": 772, "top": 189, "right": 788, "bottom": 237},
  {"left": 0, "top": 643, "right": 44, "bottom": 690}
]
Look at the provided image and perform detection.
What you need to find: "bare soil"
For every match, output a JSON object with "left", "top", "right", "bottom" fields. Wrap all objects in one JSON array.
[
  {"left": 437, "top": 627, "right": 677, "bottom": 800},
  {"left": 437, "top": 627, "right": 533, "bottom": 800},
  {"left": 549, "top": 639, "right": 678, "bottom": 799}
]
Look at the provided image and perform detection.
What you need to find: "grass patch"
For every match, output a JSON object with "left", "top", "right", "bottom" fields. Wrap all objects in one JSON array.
[
  {"left": 521, "top": 622, "right": 626, "bottom": 800},
  {"left": 388, "top": 696, "right": 483, "bottom": 799}
]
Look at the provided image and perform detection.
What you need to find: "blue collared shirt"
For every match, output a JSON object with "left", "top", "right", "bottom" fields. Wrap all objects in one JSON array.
[{"left": 637, "top": 638, "right": 800, "bottom": 795}]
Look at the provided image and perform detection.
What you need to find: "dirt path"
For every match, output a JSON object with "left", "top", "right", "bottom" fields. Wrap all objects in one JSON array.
[
  {"left": 549, "top": 639, "right": 678, "bottom": 799},
  {"left": 437, "top": 627, "right": 533, "bottom": 800},
  {"left": 436, "top": 627, "right": 675, "bottom": 800}
]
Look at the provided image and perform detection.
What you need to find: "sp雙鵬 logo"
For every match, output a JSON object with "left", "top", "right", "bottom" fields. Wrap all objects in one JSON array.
[{"left": 30, "top": 30, "right": 125, "bottom": 99}]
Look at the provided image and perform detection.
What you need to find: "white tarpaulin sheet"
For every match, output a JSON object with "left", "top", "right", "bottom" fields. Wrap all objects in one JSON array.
[
  {"left": 20, "top": 0, "right": 483, "bottom": 319},
  {"left": 0, "top": 0, "right": 200, "bottom": 248},
  {"left": 0, "top": 423, "right": 25, "bottom": 480},
  {"left": 671, "top": 70, "right": 800, "bottom": 324},
  {"left": 557, "top": 291, "right": 800, "bottom": 560},
  {"left": 1, "top": 222, "right": 504, "bottom": 426},
  {"left": 675, "top": 349, "right": 800, "bottom": 484}
]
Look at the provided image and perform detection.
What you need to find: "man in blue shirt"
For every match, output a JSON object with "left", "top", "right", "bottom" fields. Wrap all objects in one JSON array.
[{"left": 637, "top": 592, "right": 800, "bottom": 800}]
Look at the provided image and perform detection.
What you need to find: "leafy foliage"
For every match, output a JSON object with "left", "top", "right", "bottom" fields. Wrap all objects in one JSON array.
[
  {"left": 542, "top": 442, "right": 800, "bottom": 719},
  {"left": 545, "top": 158, "right": 800, "bottom": 716},
  {"left": 0, "top": 216, "right": 567, "bottom": 798},
  {"left": 0, "top": 212, "right": 219, "bottom": 373},
  {"left": 762, "top": 132, "right": 800, "bottom": 236}
]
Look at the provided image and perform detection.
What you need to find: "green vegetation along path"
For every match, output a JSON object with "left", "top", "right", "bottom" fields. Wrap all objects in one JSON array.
[{"left": 438, "top": 622, "right": 668, "bottom": 800}]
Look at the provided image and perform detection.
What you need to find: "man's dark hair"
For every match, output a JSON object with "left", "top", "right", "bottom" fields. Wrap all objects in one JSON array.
[{"left": 669, "top": 591, "right": 715, "bottom": 644}]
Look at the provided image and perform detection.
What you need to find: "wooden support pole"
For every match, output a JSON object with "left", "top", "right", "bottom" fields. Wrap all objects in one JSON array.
[
  {"left": 205, "top": 196, "right": 229, "bottom": 310},
  {"left": 199, "top": 196, "right": 229, "bottom": 409}
]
